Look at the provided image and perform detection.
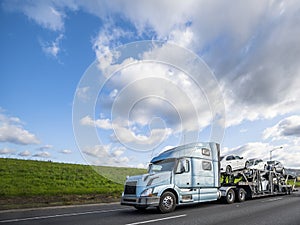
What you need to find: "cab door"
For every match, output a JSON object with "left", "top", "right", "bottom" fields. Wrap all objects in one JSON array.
[
  {"left": 174, "top": 158, "right": 191, "bottom": 188},
  {"left": 174, "top": 158, "right": 197, "bottom": 203}
]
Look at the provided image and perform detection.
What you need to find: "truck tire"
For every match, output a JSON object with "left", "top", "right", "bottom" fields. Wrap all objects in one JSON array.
[
  {"left": 158, "top": 191, "right": 176, "bottom": 213},
  {"left": 134, "top": 206, "right": 148, "bottom": 211},
  {"left": 236, "top": 188, "right": 246, "bottom": 202},
  {"left": 224, "top": 188, "right": 235, "bottom": 204}
]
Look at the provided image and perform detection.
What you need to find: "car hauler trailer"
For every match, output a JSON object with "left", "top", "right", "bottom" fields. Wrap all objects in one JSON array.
[
  {"left": 121, "top": 142, "right": 294, "bottom": 213},
  {"left": 220, "top": 168, "right": 293, "bottom": 204}
]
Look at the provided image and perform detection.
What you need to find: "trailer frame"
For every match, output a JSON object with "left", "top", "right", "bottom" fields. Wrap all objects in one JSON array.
[{"left": 219, "top": 168, "right": 294, "bottom": 203}]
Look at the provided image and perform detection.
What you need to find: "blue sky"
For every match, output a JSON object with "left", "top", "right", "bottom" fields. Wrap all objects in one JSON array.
[{"left": 1, "top": 1, "right": 300, "bottom": 169}]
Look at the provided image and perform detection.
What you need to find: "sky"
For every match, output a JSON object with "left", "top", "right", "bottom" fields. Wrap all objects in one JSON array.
[{"left": 1, "top": 0, "right": 300, "bottom": 170}]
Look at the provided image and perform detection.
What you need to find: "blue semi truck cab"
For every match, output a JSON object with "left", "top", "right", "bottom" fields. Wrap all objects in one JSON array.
[{"left": 121, "top": 142, "right": 221, "bottom": 213}]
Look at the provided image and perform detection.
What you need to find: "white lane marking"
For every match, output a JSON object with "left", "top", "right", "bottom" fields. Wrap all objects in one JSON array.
[
  {"left": 0, "top": 202, "right": 121, "bottom": 214},
  {"left": 126, "top": 214, "right": 187, "bottom": 225},
  {"left": 0, "top": 208, "right": 126, "bottom": 223},
  {"left": 261, "top": 197, "right": 283, "bottom": 203}
]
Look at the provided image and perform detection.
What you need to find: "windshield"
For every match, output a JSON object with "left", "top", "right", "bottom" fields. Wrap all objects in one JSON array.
[{"left": 148, "top": 158, "right": 176, "bottom": 174}]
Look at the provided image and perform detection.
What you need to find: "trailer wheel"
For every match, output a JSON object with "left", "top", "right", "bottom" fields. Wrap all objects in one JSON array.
[
  {"left": 158, "top": 191, "right": 176, "bottom": 213},
  {"left": 236, "top": 188, "right": 246, "bottom": 202},
  {"left": 224, "top": 188, "right": 235, "bottom": 204}
]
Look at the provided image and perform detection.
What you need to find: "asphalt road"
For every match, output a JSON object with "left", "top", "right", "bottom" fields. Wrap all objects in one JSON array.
[{"left": 1, "top": 191, "right": 300, "bottom": 225}]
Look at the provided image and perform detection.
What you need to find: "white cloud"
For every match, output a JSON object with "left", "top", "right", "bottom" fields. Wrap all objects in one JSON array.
[
  {"left": 167, "top": 26, "right": 194, "bottom": 49},
  {"left": 77, "top": 45, "right": 224, "bottom": 151},
  {"left": 112, "top": 125, "right": 173, "bottom": 147},
  {"left": 81, "top": 114, "right": 173, "bottom": 148},
  {"left": 18, "top": 150, "right": 31, "bottom": 157},
  {"left": 0, "top": 147, "right": 16, "bottom": 155},
  {"left": 3, "top": 0, "right": 67, "bottom": 31},
  {"left": 80, "top": 115, "right": 112, "bottom": 130},
  {"left": 111, "top": 146, "right": 125, "bottom": 157},
  {"left": 107, "top": 61, "right": 213, "bottom": 132},
  {"left": 82, "top": 144, "right": 129, "bottom": 166},
  {"left": 104, "top": 0, "right": 195, "bottom": 37},
  {"left": 262, "top": 115, "right": 300, "bottom": 147},
  {"left": 76, "top": 86, "right": 90, "bottom": 102},
  {"left": 263, "top": 115, "right": 300, "bottom": 141},
  {"left": 276, "top": 145, "right": 300, "bottom": 168},
  {"left": 92, "top": 24, "right": 131, "bottom": 72},
  {"left": 60, "top": 149, "right": 72, "bottom": 154},
  {"left": 37, "top": 144, "right": 53, "bottom": 151},
  {"left": 5, "top": 1, "right": 300, "bottom": 127},
  {"left": 83, "top": 144, "right": 110, "bottom": 158},
  {"left": 239, "top": 129, "right": 248, "bottom": 133},
  {"left": 136, "top": 163, "right": 147, "bottom": 169},
  {"left": 0, "top": 124, "right": 39, "bottom": 145},
  {"left": 40, "top": 34, "right": 63, "bottom": 57},
  {"left": 106, "top": 0, "right": 300, "bottom": 128},
  {"left": 0, "top": 112, "right": 39, "bottom": 145},
  {"left": 109, "top": 89, "right": 118, "bottom": 99},
  {"left": 33, "top": 151, "right": 51, "bottom": 158}
]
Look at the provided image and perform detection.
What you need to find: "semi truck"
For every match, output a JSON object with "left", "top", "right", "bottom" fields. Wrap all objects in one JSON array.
[{"left": 121, "top": 142, "right": 294, "bottom": 213}]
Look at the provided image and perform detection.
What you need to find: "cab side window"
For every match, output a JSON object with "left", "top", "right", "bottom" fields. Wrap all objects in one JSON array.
[
  {"left": 202, "top": 161, "right": 212, "bottom": 171},
  {"left": 176, "top": 159, "right": 190, "bottom": 173}
]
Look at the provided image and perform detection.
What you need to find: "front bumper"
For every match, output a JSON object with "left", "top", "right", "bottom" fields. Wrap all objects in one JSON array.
[{"left": 121, "top": 196, "right": 160, "bottom": 207}]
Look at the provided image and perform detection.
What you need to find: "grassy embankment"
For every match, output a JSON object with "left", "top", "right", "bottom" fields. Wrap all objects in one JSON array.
[{"left": 0, "top": 158, "right": 146, "bottom": 210}]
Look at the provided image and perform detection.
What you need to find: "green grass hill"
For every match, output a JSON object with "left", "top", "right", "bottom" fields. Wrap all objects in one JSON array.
[{"left": 0, "top": 158, "right": 146, "bottom": 209}]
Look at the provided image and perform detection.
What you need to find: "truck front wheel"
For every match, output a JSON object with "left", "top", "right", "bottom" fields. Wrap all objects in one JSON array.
[{"left": 158, "top": 191, "right": 176, "bottom": 213}]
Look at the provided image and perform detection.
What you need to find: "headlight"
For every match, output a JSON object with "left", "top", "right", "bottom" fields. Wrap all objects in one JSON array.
[{"left": 140, "top": 188, "right": 153, "bottom": 197}]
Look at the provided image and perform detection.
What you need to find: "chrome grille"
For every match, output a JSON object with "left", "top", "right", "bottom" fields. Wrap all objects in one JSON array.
[{"left": 124, "top": 181, "right": 137, "bottom": 195}]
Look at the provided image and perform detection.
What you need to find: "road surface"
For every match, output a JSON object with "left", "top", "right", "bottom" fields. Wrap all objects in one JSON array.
[{"left": 1, "top": 191, "right": 300, "bottom": 225}]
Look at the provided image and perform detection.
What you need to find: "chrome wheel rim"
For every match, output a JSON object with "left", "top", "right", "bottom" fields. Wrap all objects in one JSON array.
[
  {"left": 162, "top": 195, "right": 173, "bottom": 209},
  {"left": 240, "top": 191, "right": 244, "bottom": 199}
]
